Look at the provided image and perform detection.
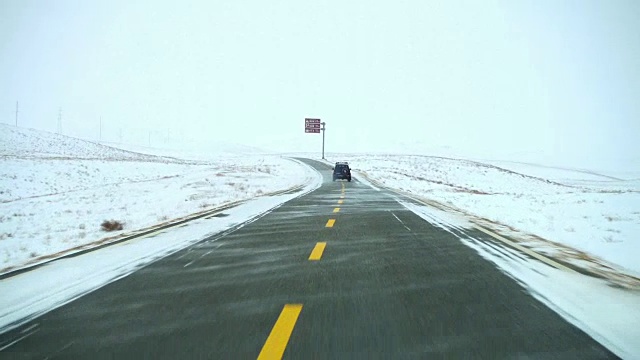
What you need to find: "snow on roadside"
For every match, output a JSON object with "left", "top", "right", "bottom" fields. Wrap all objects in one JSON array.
[
  {"left": 463, "top": 237, "right": 640, "bottom": 359},
  {"left": 0, "top": 185, "right": 322, "bottom": 333},
  {"left": 402, "top": 200, "right": 640, "bottom": 359},
  {"left": 328, "top": 154, "right": 640, "bottom": 277},
  {"left": 0, "top": 125, "right": 316, "bottom": 272}
]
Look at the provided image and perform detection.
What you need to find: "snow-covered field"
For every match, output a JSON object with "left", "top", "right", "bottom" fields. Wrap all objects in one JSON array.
[
  {"left": 4, "top": 124, "right": 636, "bottom": 280},
  {"left": 325, "top": 153, "right": 640, "bottom": 278},
  {"left": 0, "top": 125, "right": 316, "bottom": 272},
  {"left": 1, "top": 126, "right": 639, "bottom": 357}
]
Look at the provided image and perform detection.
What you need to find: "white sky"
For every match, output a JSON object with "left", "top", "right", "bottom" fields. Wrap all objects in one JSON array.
[{"left": 1, "top": 0, "right": 639, "bottom": 167}]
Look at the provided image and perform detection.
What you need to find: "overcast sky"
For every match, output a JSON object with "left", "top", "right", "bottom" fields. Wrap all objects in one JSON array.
[{"left": 1, "top": 0, "right": 639, "bottom": 167}]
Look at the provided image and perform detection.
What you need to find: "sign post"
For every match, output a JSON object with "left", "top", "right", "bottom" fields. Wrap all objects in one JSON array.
[
  {"left": 321, "top": 121, "right": 326, "bottom": 159},
  {"left": 304, "top": 118, "right": 326, "bottom": 159}
]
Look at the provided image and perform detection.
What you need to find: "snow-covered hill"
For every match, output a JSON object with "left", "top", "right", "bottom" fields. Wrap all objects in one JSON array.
[
  {"left": 0, "top": 124, "right": 184, "bottom": 162},
  {"left": 0, "top": 125, "right": 316, "bottom": 271}
]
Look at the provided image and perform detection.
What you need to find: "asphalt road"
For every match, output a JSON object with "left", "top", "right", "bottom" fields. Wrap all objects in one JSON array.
[{"left": 0, "top": 158, "right": 617, "bottom": 359}]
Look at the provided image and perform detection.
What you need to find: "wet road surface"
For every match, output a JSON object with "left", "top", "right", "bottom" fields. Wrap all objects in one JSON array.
[{"left": 0, "top": 158, "right": 617, "bottom": 359}]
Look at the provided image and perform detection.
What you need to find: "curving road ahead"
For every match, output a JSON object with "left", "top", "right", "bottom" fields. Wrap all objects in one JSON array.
[{"left": 0, "top": 158, "right": 616, "bottom": 359}]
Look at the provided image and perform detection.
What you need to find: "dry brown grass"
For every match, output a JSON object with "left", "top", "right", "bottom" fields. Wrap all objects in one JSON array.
[{"left": 101, "top": 220, "right": 124, "bottom": 231}]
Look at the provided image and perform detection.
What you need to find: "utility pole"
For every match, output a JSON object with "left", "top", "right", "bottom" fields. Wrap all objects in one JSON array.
[
  {"left": 321, "top": 121, "right": 326, "bottom": 159},
  {"left": 57, "top": 108, "right": 62, "bottom": 134},
  {"left": 15, "top": 101, "right": 18, "bottom": 126}
]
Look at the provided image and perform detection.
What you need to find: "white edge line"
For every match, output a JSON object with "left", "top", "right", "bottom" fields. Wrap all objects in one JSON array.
[
  {"left": 352, "top": 172, "right": 380, "bottom": 191},
  {"left": 0, "top": 329, "right": 39, "bottom": 352},
  {"left": 390, "top": 212, "right": 411, "bottom": 231},
  {"left": 368, "top": 172, "right": 578, "bottom": 274},
  {"left": 20, "top": 323, "right": 39, "bottom": 334}
]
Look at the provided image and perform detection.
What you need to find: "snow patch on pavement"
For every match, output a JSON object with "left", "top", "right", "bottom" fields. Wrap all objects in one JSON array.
[
  {"left": 397, "top": 200, "right": 640, "bottom": 359},
  {"left": 462, "top": 237, "right": 640, "bottom": 359},
  {"left": 399, "top": 200, "right": 473, "bottom": 234}
]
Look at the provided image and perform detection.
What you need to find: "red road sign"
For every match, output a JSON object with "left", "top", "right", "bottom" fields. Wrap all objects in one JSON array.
[{"left": 305, "top": 118, "right": 322, "bottom": 133}]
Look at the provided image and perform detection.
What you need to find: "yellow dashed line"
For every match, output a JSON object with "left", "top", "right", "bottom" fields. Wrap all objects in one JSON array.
[
  {"left": 258, "top": 304, "right": 303, "bottom": 359},
  {"left": 325, "top": 219, "right": 336, "bottom": 227},
  {"left": 308, "top": 242, "right": 327, "bottom": 261}
]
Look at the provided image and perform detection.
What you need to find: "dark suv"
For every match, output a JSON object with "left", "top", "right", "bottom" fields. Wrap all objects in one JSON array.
[{"left": 332, "top": 162, "right": 352, "bottom": 182}]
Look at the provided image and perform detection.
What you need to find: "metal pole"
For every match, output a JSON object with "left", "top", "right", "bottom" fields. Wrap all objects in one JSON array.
[{"left": 321, "top": 122, "right": 326, "bottom": 159}]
